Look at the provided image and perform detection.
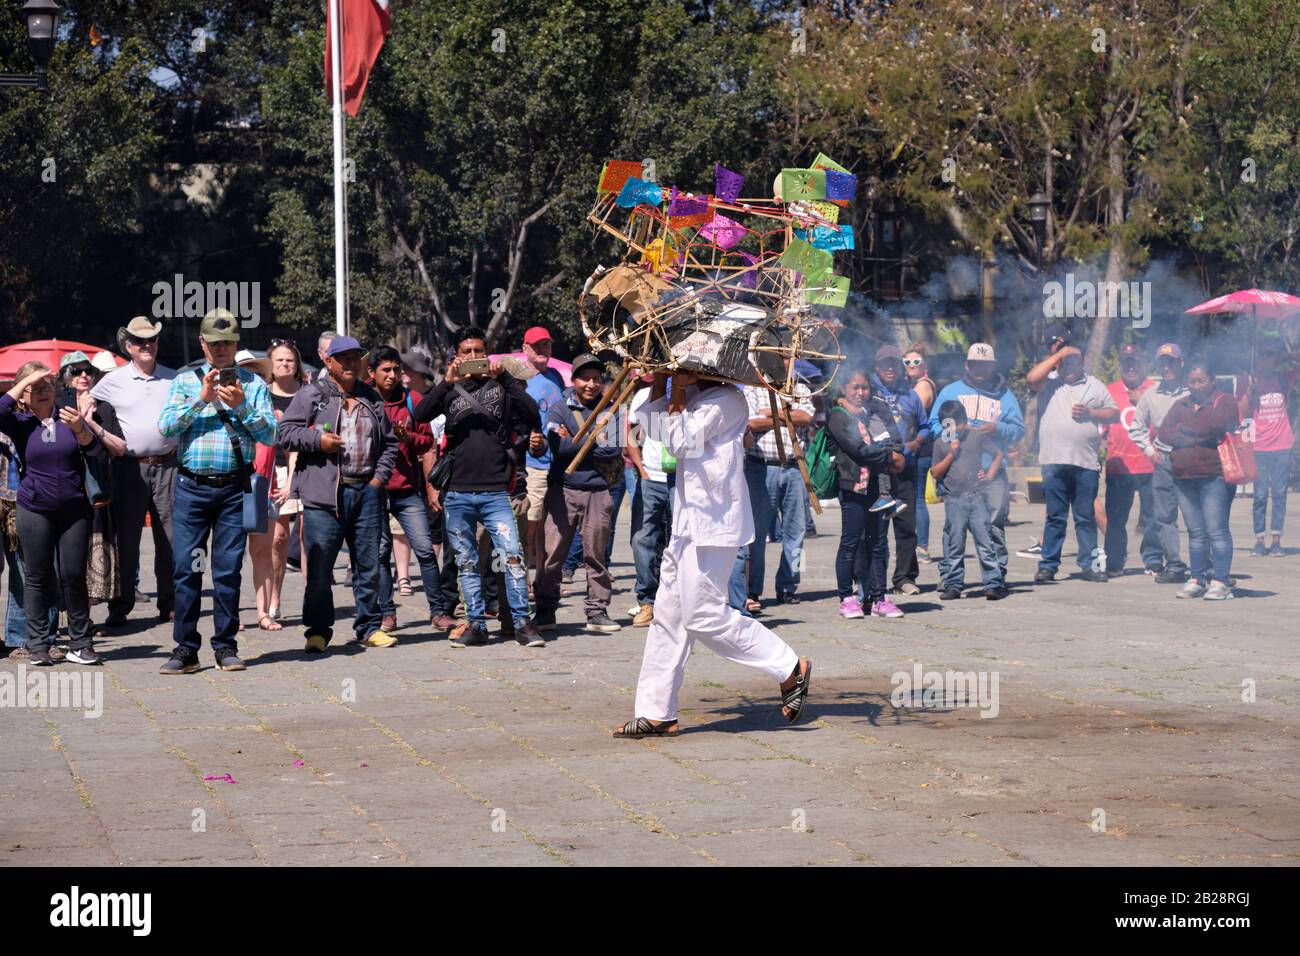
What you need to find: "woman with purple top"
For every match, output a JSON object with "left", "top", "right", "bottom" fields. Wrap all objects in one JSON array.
[{"left": 0, "top": 362, "right": 107, "bottom": 665}]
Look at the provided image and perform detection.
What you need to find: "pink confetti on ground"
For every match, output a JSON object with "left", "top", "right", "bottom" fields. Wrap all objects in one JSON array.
[
  {"left": 293, "top": 760, "right": 305, "bottom": 766},
  {"left": 203, "top": 774, "right": 238, "bottom": 784},
  {"left": 359, "top": 763, "right": 369, "bottom": 768}
]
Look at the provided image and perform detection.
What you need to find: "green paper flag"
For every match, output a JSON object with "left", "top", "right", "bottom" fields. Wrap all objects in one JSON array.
[
  {"left": 812, "top": 152, "right": 850, "bottom": 174},
  {"left": 781, "top": 168, "right": 826, "bottom": 201},
  {"left": 803, "top": 272, "right": 850, "bottom": 308},
  {"left": 780, "top": 237, "right": 833, "bottom": 277}
]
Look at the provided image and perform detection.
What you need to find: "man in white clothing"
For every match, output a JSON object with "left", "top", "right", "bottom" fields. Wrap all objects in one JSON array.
[{"left": 614, "top": 371, "right": 812, "bottom": 738}]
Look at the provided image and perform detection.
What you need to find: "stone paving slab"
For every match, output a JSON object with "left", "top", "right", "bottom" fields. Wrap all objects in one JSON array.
[{"left": 2, "top": 498, "right": 1298, "bottom": 866}]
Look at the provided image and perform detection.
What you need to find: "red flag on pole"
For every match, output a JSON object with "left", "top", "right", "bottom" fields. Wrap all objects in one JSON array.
[{"left": 324, "top": 0, "right": 392, "bottom": 117}]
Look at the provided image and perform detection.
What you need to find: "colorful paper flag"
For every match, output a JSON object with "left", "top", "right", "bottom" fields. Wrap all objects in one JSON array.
[
  {"left": 599, "top": 160, "right": 645, "bottom": 195},
  {"left": 780, "top": 237, "right": 833, "bottom": 277},
  {"left": 733, "top": 252, "right": 760, "bottom": 289},
  {"left": 697, "top": 214, "right": 746, "bottom": 250},
  {"left": 812, "top": 152, "right": 849, "bottom": 174},
  {"left": 668, "top": 189, "right": 713, "bottom": 229},
  {"left": 795, "top": 224, "right": 855, "bottom": 251},
  {"left": 641, "top": 237, "right": 678, "bottom": 274},
  {"left": 803, "top": 272, "right": 850, "bottom": 308},
  {"left": 791, "top": 199, "right": 840, "bottom": 225},
  {"left": 715, "top": 164, "right": 745, "bottom": 203},
  {"left": 824, "top": 171, "right": 856, "bottom": 201},
  {"left": 780, "top": 168, "right": 827, "bottom": 201},
  {"left": 615, "top": 177, "right": 663, "bottom": 208}
]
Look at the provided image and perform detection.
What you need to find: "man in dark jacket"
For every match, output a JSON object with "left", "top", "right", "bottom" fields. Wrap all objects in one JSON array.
[
  {"left": 411, "top": 327, "right": 543, "bottom": 648},
  {"left": 278, "top": 336, "right": 398, "bottom": 652},
  {"left": 534, "top": 354, "right": 624, "bottom": 633}
]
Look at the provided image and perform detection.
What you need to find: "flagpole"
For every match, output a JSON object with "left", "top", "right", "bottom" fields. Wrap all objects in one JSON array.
[{"left": 330, "top": 0, "right": 348, "bottom": 336}]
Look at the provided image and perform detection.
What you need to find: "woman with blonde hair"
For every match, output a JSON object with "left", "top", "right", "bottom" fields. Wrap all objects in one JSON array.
[
  {"left": 0, "top": 362, "right": 107, "bottom": 665},
  {"left": 247, "top": 340, "right": 307, "bottom": 629},
  {"left": 904, "top": 346, "right": 937, "bottom": 562}
]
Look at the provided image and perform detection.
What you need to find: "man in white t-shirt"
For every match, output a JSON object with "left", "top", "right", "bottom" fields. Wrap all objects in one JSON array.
[
  {"left": 614, "top": 372, "right": 811, "bottom": 739},
  {"left": 1027, "top": 346, "right": 1119, "bottom": 582},
  {"left": 627, "top": 377, "right": 674, "bottom": 626}
]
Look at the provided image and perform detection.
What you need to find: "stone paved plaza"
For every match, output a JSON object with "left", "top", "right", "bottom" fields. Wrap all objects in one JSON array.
[{"left": 3, "top": 497, "right": 1298, "bottom": 867}]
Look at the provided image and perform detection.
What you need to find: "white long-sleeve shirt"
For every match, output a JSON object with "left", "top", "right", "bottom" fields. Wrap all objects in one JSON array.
[{"left": 633, "top": 384, "right": 753, "bottom": 548}]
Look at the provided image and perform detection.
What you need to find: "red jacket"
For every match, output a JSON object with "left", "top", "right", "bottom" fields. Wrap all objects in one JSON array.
[{"left": 382, "top": 387, "right": 433, "bottom": 492}]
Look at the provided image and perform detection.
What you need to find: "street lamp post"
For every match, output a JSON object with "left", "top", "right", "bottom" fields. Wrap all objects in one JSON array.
[
  {"left": 0, "top": 1, "right": 63, "bottom": 92},
  {"left": 1028, "top": 192, "right": 1050, "bottom": 357}
]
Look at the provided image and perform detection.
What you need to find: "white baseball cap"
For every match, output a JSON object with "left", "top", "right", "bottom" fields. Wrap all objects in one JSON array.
[{"left": 967, "top": 343, "right": 995, "bottom": 362}]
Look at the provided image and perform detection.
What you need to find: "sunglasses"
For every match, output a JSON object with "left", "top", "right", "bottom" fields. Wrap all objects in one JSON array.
[
  {"left": 67, "top": 366, "right": 94, "bottom": 377},
  {"left": 270, "top": 338, "right": 297, "bottom": 349},
  {"left": 902, "top": 358, "right": 924, "bottom": 368},
  {"left": 128, "top": 336, "right": 157, "bottom": 346}
]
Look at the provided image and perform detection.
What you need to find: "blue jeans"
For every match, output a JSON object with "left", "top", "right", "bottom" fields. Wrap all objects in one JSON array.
[
  {"left": 1176, "top": 476, "right": 1233, "bottom": 584},
  {"left": 939, "top": 492, "right": 1002, "bottom": 590},
  {"left": 728, "top": 546, "right": 750, "bottom": 615},
  {"left": 4, "top": 541, "right": 58, "bottom": 647},
  {"left": 378, "top": 488, "right": 445, "bottom": 617},
  {"left": 1253, "top": 449, "right": 1290, "bottom": 536},
  {"left": 742, "top": 458, "right": 807, "bottom": 598},
  {"left": 914, "top": 456, "right": 932, "bottom": 549},
  {"left": 171, "top": 474, "right": 246, "bottom": 655},
  {"left": 632, "top": 476, "right": 673, "bottom": 605},
  {"left": 303, "top": 483, "right": 383, "bottom": 643},
  {"left": 1038, "top": 464, "right": 1100, "bottom": 574},
  {"left": 607, "top": 465, "right": 641, "bottom": 565},
  {"left": 443, "top": 490, "right": 529, "bottom": 627},
  {"left": 1104, "top": 472, "right": 1162, "bottom": 572}
]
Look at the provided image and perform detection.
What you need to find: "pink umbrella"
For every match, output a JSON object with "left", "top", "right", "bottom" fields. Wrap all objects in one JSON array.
[
  {"left": 1185, "top": 288, "right": 1300, "bottom": 368},
  {"left": 1184, "top": 288, "right": 1300, "bottom": 319},
  {"left": 489, "top": 352, "right": 572, "bottom": 387},
  {"left": 0, "top": 339, "right": 124, "bottom": 381}
]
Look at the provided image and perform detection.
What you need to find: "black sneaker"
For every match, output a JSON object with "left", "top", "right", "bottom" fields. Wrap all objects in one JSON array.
[
  {"left": 159, "top": 651, "right": 200, "bottom": 675},
  {"left": 215, "top": 650, "right": 247, "bottom": 671},
  {"left": 449, "top": 623, "right": 489, "bottom": 647},
  {"left": 1016, "top": 541, "right": 1042, "bottom": 558},
  {"left": 515, "top": 623, "right": 546, "bottom": 647},
  {"left": 1080, "top": 570, "right": 1109, "bottom": 583},
  {"left": 985, "top": 587, "right": 1009, "bottom": 601},
  {"left": 777, "top": 592, "right": 801, "bottom": 605},
  {"left": 586, "top": 613, "right": 621, "bottom": 633},
  {"left": 1252, "top": 540, "right": 1268, "bottom": 557},
  {"left": 939, "top": 588, "right": 962, "bottom": 600},
  {"left": 30, "top": 647, "right": 54, "bottom": 666},
  {"left": 1269, "top": 541, "right": 1285, "bottom": 557},
  {"left": 135, "top": 588, "right": 150, "bottom": 603},
  {"left": 65, "top": 648, "right": 102, "bottom": 666},
  {"left": 561, "top": 569, "right": 575, "bottom": 584},
  {"left": 529, "top": 614, "right": 556, "bottom": 632},
  {"left": 1033, "top": 568, "right": 1056, "bottom": 583},
  {"left": 1154, "top": 569, "right": 1187, "bottom": 584}
]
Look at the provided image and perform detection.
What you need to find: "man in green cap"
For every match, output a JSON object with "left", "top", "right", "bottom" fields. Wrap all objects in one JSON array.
[{"left": 156, "top": 308, "right": 276, "bottom": 674}]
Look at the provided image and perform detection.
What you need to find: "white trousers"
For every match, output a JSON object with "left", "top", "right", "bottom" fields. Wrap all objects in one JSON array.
[{"left": 634, "top": 536, "right": 800, "bottom": 721}]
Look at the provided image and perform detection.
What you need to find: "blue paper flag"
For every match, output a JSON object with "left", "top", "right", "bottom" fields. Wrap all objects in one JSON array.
[
  {"left": 824, "top": 170, "right": 856, "bottom": 201},
  {"left": 616, "top": 177, "right": 664, "bottom": 208},
  {"left": 794, "top": 224, "right": 855, "bottom": 251}
]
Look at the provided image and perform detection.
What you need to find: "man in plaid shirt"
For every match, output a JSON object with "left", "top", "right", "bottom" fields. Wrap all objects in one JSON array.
[
  {"left": 156, "top": 309, "right": 276, "bottom": 674},
  {"left": 731, "top": 381, "right": 816, "bottom": 610}
]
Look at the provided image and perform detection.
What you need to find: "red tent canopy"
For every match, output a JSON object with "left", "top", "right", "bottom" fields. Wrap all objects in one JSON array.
[
  {"left": 1184, "top": 288, "right": 1300, "bottom": 320},
  {"left": 0, "top": 340, "right": 124, "bottom": 382}
]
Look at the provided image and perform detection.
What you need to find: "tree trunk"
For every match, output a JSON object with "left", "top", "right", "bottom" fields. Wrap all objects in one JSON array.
[{"left": 1087, "top": 69, "right": 1130, "bottom": 373}]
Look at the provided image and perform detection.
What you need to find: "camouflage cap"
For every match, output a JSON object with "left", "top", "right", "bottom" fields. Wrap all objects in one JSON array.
[{"left": 200, "top": 308, "right": 240, "bottom": 343}]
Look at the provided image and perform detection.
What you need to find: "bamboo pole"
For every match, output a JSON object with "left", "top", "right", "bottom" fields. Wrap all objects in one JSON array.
[
  {"left": 781, "top": 404, "right": 822, "bottom": 516},
  {"left": 767, "top": 388, "right": 787, "bottom": 465},
  {"left": 566, "top": 373, "right": 639, "bottom": 476}
]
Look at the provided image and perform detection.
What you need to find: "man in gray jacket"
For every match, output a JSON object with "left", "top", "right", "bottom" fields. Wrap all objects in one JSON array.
[
  {"left": 278, "top": 336, "right": 399, "bottom": 651},
  {"left": 1126, "top": 342, "right": 1191, "bottom": 583}
]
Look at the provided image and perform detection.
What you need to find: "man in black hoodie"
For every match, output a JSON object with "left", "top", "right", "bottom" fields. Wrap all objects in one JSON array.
[{"left": 411, "top": 327, "right": 542, "bottom": 648}]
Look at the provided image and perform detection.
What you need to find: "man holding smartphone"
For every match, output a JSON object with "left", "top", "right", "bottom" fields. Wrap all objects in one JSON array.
[
  {"left": 412, "top": 327, "right": 542, "bottom": 648},
  {"left": 157, "top": 308, "right": 277, "bottom": 674}
]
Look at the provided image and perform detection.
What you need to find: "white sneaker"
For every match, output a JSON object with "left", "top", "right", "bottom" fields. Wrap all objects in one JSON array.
[
  {"left": 1175, "top": 580, "right": 1207, "bottom": 599},
  {"left": 1202, "top": 581, "right": 1234, "bottom": 601},
  {"left": 626, "top": 603, "right": 641, "bottom": 618}
]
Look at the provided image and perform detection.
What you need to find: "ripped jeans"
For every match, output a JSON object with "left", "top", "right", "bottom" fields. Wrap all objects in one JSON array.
[{"left": 442, "top": 490, "right": 530, "bottom": 628}]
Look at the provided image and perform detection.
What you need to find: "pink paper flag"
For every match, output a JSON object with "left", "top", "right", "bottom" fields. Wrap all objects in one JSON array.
[
  {"left": 698, "top": 214, "right": 746, "bottom": 250},
  {"left": 734, "top": 252, "right": 760, "bottom": 289}
]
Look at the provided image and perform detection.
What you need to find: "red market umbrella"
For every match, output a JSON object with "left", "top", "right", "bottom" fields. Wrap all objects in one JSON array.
[
  {"left": 1184, "top": 289, "right": 1300, "bottom": 368},
  {"left": 0, "top": 339, "right": 123, "bottom": 382}
]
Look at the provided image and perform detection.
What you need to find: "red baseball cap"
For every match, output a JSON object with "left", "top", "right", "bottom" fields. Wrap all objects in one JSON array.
[{"left": 523, "top": 326, "right": 552, "bottom": 346}]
